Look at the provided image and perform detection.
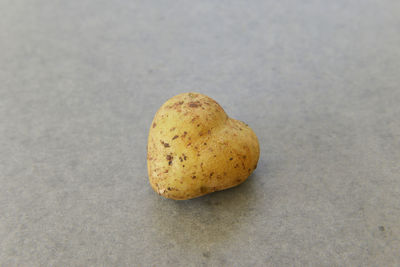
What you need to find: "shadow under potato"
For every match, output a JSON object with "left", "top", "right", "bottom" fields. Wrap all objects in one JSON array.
[{"left": 150, "top": 172, "right": 260, "bottom": 249}]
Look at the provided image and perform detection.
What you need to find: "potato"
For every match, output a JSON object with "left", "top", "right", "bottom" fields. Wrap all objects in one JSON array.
[{"left": 147, "top": 92, "right": 260, "bottom": 200}]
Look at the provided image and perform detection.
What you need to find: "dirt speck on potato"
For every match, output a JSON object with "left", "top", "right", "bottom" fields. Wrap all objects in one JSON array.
[
  {"left": 188, "top": 102, "right": 201, "bottom": 108},
  {"left": 200, "top": 186, "right": 208, "bottom": 193},
  {"left": 160, "top": 140, "right": 170, "bottom": 148}
]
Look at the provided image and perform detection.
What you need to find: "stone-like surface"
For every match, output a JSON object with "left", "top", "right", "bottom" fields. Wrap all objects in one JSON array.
[{"left": 1, "top": 0, "right": 399, "bottom": 266}]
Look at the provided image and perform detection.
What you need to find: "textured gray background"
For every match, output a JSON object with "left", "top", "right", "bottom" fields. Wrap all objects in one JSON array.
[{"left": 1, "top": 0, "right": 400, "bottom": 266}]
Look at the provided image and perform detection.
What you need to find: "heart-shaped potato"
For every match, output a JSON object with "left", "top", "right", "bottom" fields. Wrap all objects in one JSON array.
[{"left": 147, "top": 92, "right": 260, "bottom": 200}]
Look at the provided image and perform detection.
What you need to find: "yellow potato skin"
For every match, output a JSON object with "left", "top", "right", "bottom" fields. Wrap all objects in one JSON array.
[{"left": 147, "top": 92, "right": 260, "bottom": 200}]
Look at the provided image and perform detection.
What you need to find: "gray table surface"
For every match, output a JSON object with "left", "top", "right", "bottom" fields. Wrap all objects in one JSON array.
[{"left": 1, "top": 0, "right": 400, "bottom": 266}]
